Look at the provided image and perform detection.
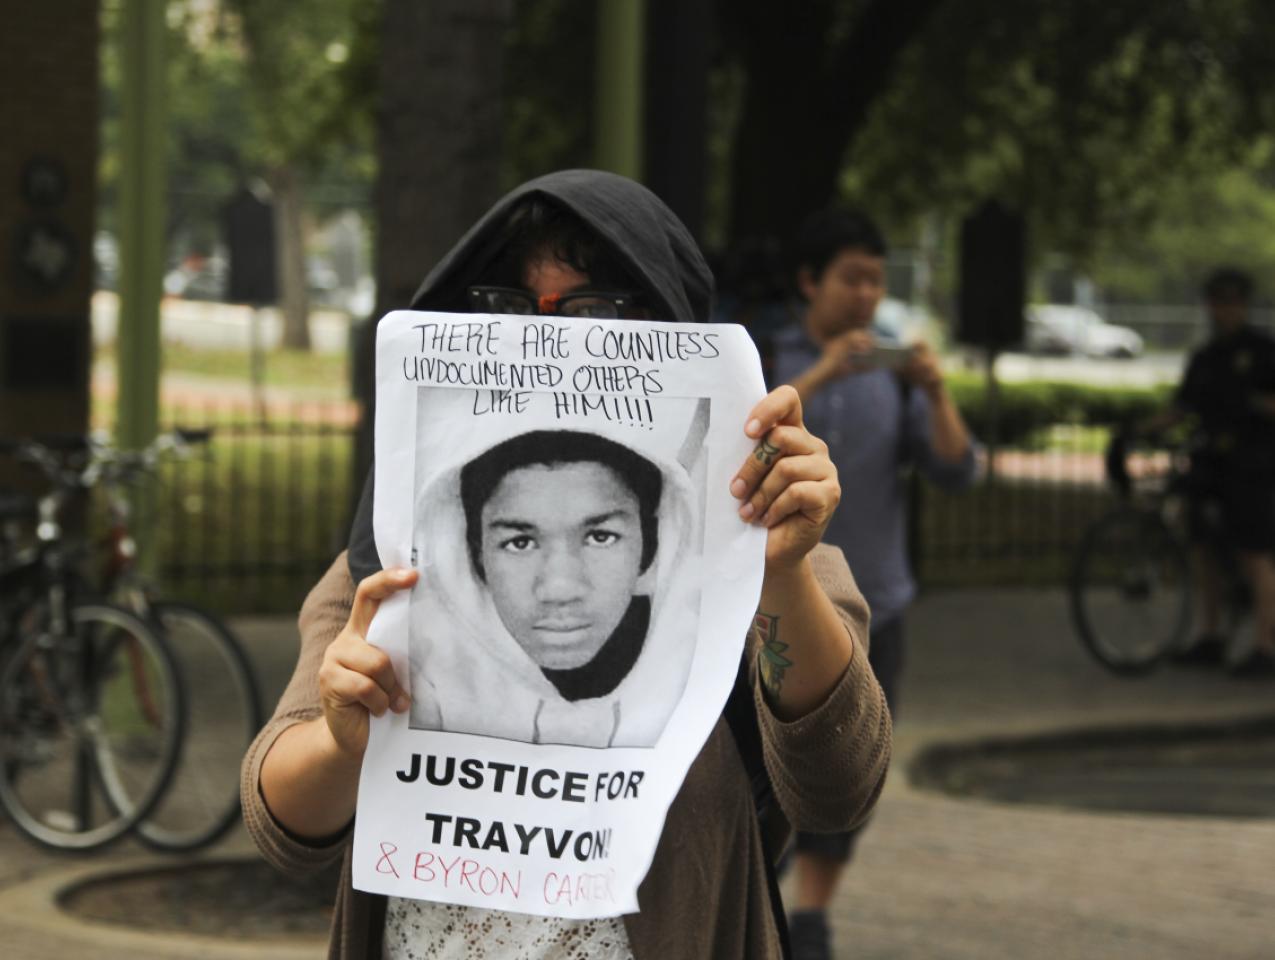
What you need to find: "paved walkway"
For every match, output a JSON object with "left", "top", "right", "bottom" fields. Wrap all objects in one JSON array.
[
  {"left": 1, "top": 592, "right": 1272, "bottom": 959},
  {"left": 823, "top": 589, "right": 1275, "bottom": 960}
]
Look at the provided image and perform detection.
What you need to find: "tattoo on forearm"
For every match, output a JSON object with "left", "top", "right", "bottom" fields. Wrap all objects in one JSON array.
[
  {"left": 755, "top": 611, "right": 792, "bottom": 696},
  {"left": 754, "top": 438, "right": 781, "bottom": 466}
]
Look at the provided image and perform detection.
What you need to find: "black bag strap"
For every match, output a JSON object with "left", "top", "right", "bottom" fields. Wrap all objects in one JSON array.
[
  {"left": 898, "top": 377, "right": 924, "bottom": 582},
  {"left": 723, "top": 652, "right": 792, "bottom": 960},
  {"left": 897, "top": 377, "right": 914, "bottom": 468}
]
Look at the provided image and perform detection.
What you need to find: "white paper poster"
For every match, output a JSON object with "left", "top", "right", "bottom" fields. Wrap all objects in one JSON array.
[{"left": 354, "top": 310, "right": 767, "bottom": 918}]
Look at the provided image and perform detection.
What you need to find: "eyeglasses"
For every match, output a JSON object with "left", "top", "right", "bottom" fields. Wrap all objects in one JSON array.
[{"left": 466, "top": 286, "right": 643, "bottom": 320}]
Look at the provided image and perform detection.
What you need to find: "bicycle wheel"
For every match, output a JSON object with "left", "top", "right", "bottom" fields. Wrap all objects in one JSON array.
[
  {"left": 128, "top": 602, "right": 262, "bottom": 852},
  {"left": 0, "top": 602, "right": 183, "bottom": 851},
  {"left": 1069, "top": 508, "right": 1192, "bottom": 674}
]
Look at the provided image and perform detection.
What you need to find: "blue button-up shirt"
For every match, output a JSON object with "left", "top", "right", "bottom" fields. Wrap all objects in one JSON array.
[{"left": 771, "top": 322, "right": 978, "bottom": 625}]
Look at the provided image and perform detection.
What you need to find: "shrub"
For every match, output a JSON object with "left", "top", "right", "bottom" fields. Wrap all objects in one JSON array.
[{"left": 944, "top": 374, "right": 1174, "bottom": 446}]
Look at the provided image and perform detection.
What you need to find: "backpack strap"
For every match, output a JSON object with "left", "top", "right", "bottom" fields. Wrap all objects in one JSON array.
[
  {"left": 898, "top": 377, "right": 923, "bottom": 581},
  {"left": 897, "top": 376, "right": 913, "bottom": 466}
]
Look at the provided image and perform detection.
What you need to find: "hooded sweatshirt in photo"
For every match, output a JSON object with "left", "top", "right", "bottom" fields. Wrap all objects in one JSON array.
[{"left": 405, "top": 390, "right": 707, "bottom": 748}]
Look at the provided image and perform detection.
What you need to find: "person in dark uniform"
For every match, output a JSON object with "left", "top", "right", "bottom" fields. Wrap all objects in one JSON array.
[{"left": 1169, "top": 268, "right": 1275, "bottom": 674}]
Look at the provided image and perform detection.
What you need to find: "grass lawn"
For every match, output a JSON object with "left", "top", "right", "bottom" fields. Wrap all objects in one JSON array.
[
  {"left": 95, "top": 342, "right": 350, "bottom": 393},
  {"left": 159, "top": 431, "right": 355, "bottom": 614}
]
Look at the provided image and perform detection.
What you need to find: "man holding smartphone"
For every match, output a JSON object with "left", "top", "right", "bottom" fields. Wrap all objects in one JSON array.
[{"left": 774, "top": 207, "right": 977, "bottom": 960}]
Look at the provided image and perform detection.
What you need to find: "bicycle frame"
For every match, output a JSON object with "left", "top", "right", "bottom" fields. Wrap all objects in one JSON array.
[
  {"left": 0, "top": 524, "right": 105, "bottom": 835},
  {"left": 1070, "top": 428, "right": 1254, "bottom": 675},
  {"left": 2, "top": 445, "right": 159, "bottom": 813}
]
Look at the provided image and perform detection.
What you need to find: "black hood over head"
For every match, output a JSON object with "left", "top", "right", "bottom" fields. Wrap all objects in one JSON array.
[
  {"left": 407, "top": 169, "right": 712, "bottom": 323},
  {"left": 348, "top": 169, "right": 713, "bottom": 582}
]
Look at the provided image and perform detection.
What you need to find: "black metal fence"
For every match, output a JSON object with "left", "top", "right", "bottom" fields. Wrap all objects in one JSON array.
[
  {"left": 141, "top": 399, "right": 358, "bottom": 615},
  {"left": 122, "top": 395, "right": 1132, "bottom": 613},
  {"left": 916, "top": 449, "right": 1119, "bottom": 587}
]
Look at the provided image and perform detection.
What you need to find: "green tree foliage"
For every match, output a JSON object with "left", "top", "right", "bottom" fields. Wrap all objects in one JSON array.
[
  {"left": 837, "top": 1, "right": 1275, "bottom": 261},
  {"left": 163, "top": 15, "right": 254, "bottom": 251},
  {"left": 702, "top": 0, "right": 1275, "bottom": 306},
  {"left": 98, "top": 0, "right": 1275, "bottom": 322},
  {"left": 227, "top": 0, "right": 371, "bottom": 348},
  {"left": 1090, "top": 160, "right": 1275, "bottom": 302},
  {"left": 99, "top": 0, "right": 373, "bottom": 347},
  {"left": 227, "top": 0, "right": 371, "bottom": 173},
  {"left": 99, "top": 1, "right": 253, "bottom": 250}
]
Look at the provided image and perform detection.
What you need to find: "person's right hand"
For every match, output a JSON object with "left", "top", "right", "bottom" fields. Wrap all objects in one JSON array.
[
  {"left": 317, "top": 567, "right": 418, "bottom": 758},
  {"left": 820, "top": 328, "right": 875, "bottom": 377}
]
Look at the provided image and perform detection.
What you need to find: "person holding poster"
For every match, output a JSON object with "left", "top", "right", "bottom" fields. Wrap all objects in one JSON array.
[{"left": 243, "top": 170, "right": 891, "bottom": 960}]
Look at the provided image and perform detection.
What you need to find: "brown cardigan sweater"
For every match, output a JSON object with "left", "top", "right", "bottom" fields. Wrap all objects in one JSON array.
[{"left": 242, "top": 545, "right": 891, "bottom": 959}]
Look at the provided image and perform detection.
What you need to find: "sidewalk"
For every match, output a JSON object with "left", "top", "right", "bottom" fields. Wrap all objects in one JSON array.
[
  {"left": 824, "top": 589, "right": 1275, "bottom": 960},
  {"left": 1, "top": 592, "right": 1272, "bottom": 959}
]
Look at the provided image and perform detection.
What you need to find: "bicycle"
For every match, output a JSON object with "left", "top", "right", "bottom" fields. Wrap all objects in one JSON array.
[
  {"left": 1069, "top": 430, "right": 1250, "bottom": 674},
  {"left": 0, "top": 438, "right": 184, "bottom": 851},
  {"left": 78, "top": 429, "right": 263, "bottom": 852}
]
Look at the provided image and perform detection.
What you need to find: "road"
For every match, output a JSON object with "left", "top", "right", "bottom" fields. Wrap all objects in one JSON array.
[{"left": 968, "top": 349, "right": 1185, "bottom": 387}]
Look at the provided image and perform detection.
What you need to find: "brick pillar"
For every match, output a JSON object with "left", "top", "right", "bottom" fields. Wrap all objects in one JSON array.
[{"left": 0, "top": 2, "right": 99, "bottom": 439}]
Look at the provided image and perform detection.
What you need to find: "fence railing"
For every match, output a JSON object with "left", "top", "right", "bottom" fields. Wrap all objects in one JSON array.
[
  {"left": 164, "top": 407, "right": 1136, "bottom": 603},
  {"left": 70, "top": 397, "right": 362, "bottom": 616},
  {"left": 57, "top": 385, "right": 1169, "bottom": 611},
  {"left": 153, "top": 404, "right": 357, "bottom": 613},
  {"left": 916, "top": 448, "right": 1117, "bottom": 587},
  {"left": 143, "top": 401, "right": 1128, "bottom": 606}
]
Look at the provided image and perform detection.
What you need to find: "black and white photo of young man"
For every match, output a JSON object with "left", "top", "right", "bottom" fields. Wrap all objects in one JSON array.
[
  {"left": 407, "top": 388, "right": 705, "bottom": 747},
  {"left": 464, "top": 430, "right": 660, "bottom": 677}
]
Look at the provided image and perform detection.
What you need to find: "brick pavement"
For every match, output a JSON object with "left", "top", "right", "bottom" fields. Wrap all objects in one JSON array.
[{"left": 0, "top": 594, "right": 1271, "bottom": 959}]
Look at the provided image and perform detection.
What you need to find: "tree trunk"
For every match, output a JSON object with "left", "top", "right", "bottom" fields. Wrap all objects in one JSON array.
[
  {"left": 727, "top": 0, "right": 946, "bottom": 245},
  {"left": 644, "top": 0, "right": 712, "bottom": 241},
  {"left": 352, "top": 0, "right": 513, "bottom": 489},
  {"left": 371, "top": 0, "right": 512, "bottom": 320},
  {"left": 268, "top": 164, "right": 311, "bottom": 351}
]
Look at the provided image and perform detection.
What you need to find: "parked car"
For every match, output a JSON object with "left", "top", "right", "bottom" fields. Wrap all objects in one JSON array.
[{"left": 1024, "top": 305, "right": 1144, "bottom": 358}]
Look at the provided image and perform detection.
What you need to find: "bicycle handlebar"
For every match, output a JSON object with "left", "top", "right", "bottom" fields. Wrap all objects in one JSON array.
[
  {"left": 0, "top": 429, "right": 215, "bottom": 491},
  {"left": 174, "top": 428, "right": 212, "bottom": 446},
  {"left": 1102, "top": 423, "right": 1201, "bottom": 502},
  {"left": 1104, "top": 430, "right": 1133, "bottom": 498}
]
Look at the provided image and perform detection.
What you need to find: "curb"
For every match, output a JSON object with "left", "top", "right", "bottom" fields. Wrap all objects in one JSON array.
[{"left": 907, "top": 708, "right": 1275, "bottom": 818}]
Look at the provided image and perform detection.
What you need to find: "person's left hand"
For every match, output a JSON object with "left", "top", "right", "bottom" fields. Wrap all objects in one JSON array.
[
  {"left": 899, "top": 340, "right": 944, "bottom": 395},
  {"left": 730, "top": 385, "right": 840, "bottom": 570}
]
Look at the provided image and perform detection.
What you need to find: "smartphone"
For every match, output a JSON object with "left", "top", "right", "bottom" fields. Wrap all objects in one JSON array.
[{"left": 860, "top": 343, "right": 913, "bottom": 371}]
